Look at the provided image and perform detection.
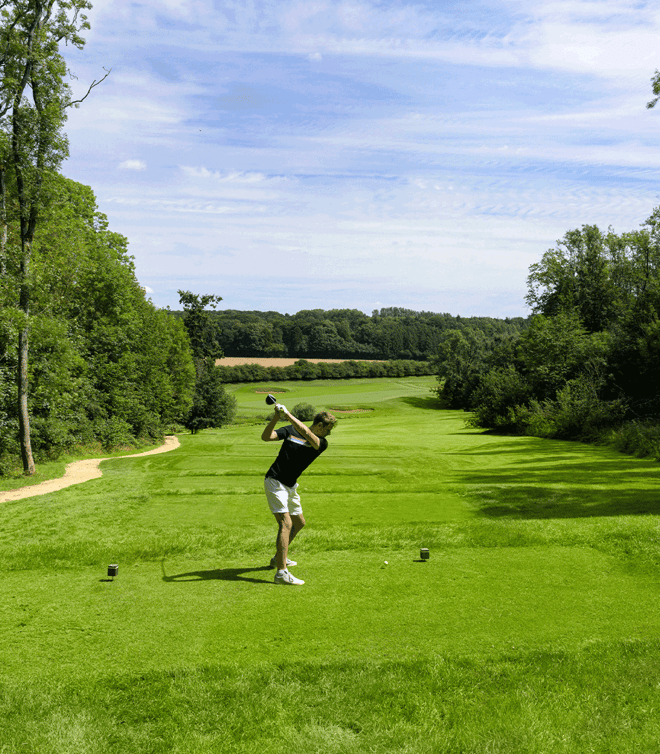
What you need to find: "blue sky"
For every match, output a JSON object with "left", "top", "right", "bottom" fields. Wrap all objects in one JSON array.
[{"left": 62, "top": 0, "right": 660, "bottom": 317}]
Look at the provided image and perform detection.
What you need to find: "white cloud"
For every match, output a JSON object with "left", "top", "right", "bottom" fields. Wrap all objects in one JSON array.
[{"left": 118, "top": 159, "right": 147, "bottom": 171}]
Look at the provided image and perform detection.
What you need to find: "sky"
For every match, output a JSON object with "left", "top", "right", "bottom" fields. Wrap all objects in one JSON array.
[{"left": 61, "top": 0, "right": 660, "bottom": 318}]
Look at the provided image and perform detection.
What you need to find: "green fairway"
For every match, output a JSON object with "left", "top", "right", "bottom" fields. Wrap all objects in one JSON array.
[{"left": 2, "top": 375, "right": 660, "bottom": 752}]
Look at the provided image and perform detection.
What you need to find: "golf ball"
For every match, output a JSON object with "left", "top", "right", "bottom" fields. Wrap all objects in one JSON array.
[{"left": 384, "top": 561, "right": 388, "bottom": 565}]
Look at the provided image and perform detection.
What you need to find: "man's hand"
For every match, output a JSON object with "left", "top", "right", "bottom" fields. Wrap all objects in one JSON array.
[{"left": 275, "top": 404, "right": 288, "bottom": 416}]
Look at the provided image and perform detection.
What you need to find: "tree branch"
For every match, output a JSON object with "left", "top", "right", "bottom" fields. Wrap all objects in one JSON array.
[{"left": 65, "top": 67, "right": 110, "bottom": 108}]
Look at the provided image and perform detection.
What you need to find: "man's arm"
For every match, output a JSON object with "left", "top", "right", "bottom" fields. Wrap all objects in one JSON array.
[
  {"left": 261, "top": 412, "right": 281, "bottom": 442},
  {"left": 277, "top": 405, "right": 321, "bottom": 450}
]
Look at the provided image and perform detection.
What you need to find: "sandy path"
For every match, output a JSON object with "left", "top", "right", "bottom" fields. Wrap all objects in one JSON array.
[{"left": 0, "top": 435, "right": 181, "bottom": 504}]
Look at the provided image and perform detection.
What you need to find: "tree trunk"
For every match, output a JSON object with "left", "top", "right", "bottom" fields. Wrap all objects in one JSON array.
[
  {"left": 0, "top": 167, "right": 6, "bottom": 275},
  {"left": 17, "top": 238, "right": 35, "bottom": 475}
]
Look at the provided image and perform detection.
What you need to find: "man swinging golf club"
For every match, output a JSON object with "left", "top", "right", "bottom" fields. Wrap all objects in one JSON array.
[{"left": 261, "top": 396, "right": 336, "bottom": 585}]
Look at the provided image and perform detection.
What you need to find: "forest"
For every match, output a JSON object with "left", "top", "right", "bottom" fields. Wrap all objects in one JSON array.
[
  {"left": 0, "top": 174, "right": 197, "bottom": 471},
  {"left": 433, "top": 216, "right": 660, "bottom": 458},
  {"left": 168, "top": 306, "right": 526, "bottom": 362}
]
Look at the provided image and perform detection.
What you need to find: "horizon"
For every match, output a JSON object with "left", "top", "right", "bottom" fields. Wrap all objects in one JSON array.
[{"left": 169, "top": 305, "right": 529, "bottom": 320}]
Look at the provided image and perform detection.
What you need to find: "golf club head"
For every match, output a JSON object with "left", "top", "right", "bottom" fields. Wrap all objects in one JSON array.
[{"left": 265, "top": 394, "right": 277, "bottom": 405}]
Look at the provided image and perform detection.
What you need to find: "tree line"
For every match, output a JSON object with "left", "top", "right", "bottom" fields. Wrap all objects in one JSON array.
[
  {"left": 434, "top": 212, "right": 660, "bottom": 458},
  {"left": 213, "top": 358, "right": 434, "bottom": 384},
  {"left": 168, "top": 306, "right": 526, "bottom": 362}
]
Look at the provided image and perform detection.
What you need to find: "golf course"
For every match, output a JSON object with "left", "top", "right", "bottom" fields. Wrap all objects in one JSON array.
[{"left": 2, "top": 375, "right": 660, "bottom": 753}]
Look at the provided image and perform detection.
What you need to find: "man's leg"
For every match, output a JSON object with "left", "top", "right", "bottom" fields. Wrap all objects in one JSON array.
[
  {"left": 273, "top": 512, "right": 292, "bottom": 571},
  {"left": 288, "top": 514, "right": 306, "bottom": 547}
]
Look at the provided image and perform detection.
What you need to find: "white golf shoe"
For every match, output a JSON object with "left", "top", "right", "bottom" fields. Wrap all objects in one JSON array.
[
  {"left": 274, "top": 569, "right": 305, "bottom": 585},
  {"left": 270, "top": 556, "right": 297, "bottom": 568}
]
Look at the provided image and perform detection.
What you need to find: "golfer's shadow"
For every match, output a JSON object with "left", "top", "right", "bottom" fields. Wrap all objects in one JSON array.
[{"left": 161, "top": 561, "right": 273, "bottom": 585}]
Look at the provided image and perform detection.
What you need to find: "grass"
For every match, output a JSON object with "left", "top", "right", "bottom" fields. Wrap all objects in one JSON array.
[{"left": 2, "top": 375, "right": 660, "bottom": 752}]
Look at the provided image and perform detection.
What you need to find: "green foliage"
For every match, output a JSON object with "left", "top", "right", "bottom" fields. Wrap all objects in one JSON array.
[
  {"left": 291, "top": 402, "right": 316, "bottom": 421},
  {"left": 647, "top": 68, "right": 660, "bottom": 109},
  {"left": 177, "top": 290, "right": 224, "bottom": 363},
  {"left": 526, "top": 225, "right": 621, "bottom": 332},
  {"left": 511, "top": 377, "right": 626, "bottom": 441},
  {"left": 468, "top": 365, "right": 531, "bottom": 431},
  {"left": 185, "top": 362, "right": 237, "bottom": 434},
  {"left": 432, "top": 322, "right": 522, "bottom": 409},
  {"left": 432, "top": 327, "right": 488, "bottom": 408},
  {"left": 91, "top": 415, "right": 136, "bottom": 450},
  {"left": 607, "top": 420, "right": 660, "bottom": 460},
  {"left": 518, "top": 313, "right": 610, "bottom": 401},
  {"left": 169, "top": 306, "right": 527, "bottom": 362},
  {"left": 0, "top": 0, "right": 97, "bottom": 473},
  {"left": 458, "top": 208, "right": 660, "bottom": 446},
  {"left": 0, "top": 174, "right": 196, "bottom": 469}
]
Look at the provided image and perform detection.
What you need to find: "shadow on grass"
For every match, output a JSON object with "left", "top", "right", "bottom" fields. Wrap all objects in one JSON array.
[
  {"left": 400, "top": 396, "right": 443, "bottom": 410},
  {"left": 161, "top": 563, "right": 273, "bottom": 585},
  {"left": 451, "top": 438, "right": 597, "bottom": 454},
  {"left": 459, "top": 440, "right": 660, "bottom": 518},
  {"left": 470, "top": 485, "right": 660, "bottom": 519}
]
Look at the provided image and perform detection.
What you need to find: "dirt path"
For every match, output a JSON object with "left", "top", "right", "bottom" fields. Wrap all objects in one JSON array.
[{"left": 0, "top": 435, "right": 181, "bottom": 504}]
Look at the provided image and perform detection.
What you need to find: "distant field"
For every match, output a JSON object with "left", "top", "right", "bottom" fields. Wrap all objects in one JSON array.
[{"left": 216, "top": 357, "right": 381, "bottom": 367}]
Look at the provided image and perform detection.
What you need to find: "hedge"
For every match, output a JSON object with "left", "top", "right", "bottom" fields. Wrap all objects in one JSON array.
[{"left": 214, "top": 359, "right": 434, "bottom": 383}]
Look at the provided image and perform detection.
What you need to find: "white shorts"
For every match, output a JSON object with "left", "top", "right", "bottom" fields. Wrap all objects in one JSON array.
[{"left": 264, "top": 476, "right": 303, "bottom": 516}]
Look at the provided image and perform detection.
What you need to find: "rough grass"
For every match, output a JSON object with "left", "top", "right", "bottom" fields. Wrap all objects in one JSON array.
[{"left": 2, "top": 376, "right": 660, "bottom": 753}]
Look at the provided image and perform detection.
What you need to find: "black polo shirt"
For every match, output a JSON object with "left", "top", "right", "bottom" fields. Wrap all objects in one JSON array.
[{"left": 265, "top": 425, "right": 328, "bottom": 488}]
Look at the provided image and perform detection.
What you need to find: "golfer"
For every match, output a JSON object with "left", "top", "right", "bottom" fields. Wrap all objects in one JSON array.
[{"left": 261, "top": 404, "right": 336, "bottom": 585}]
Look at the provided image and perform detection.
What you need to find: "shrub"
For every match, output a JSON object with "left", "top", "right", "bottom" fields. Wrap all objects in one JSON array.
[
  {"left": 607, "top": 420, "right": 660, "bottom": 459},
  {"left": 93, "top": 416, "right": 136, "bottom": 450},
  {"left": 509, "top": 378, "right": 626, "bottom": 441},
  {"left": 291, "top": 403, "right": 316, "bottom": 422},
  {"left": 545, "top": 376, "right": 625, "bottom": 440},
  {"left": 468, "top": 365, "right": 531, "bottom": 430}
]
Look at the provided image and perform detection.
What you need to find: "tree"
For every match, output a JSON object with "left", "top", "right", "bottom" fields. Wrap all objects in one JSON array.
[
  {"left": 0, "top": 0, "right": 106, "bottom": 474},
  {"left": 432, "top": 327, "right": 489, "bottom": 408},
  {"left": 177, "top": 291, "right": 238, "bottom": 434},
  {"left": 517, "top": 312, "right": 610, "bottom": 401},
  {"left": 291, "top": 403, "right": 315, "bottom": 421},
  {"left": 177, "top": 290, "right": 223, "bottom": 366},
  {"left": 526, "top": 225, "right": 620, "bottom": 333},
  {"left": 184, "top": 362, "right": 236, "bottom": 434}
]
